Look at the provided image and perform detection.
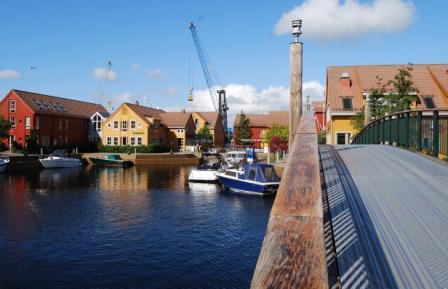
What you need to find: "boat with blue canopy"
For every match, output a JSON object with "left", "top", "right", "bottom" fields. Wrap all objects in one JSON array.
[{"left": 216, "top": 163, "right": 280, "bottom": 195}]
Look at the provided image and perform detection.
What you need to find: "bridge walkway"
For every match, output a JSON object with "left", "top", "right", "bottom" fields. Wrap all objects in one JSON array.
[{"left": 320, "top": 144, "right": 448, "bottom": 289}]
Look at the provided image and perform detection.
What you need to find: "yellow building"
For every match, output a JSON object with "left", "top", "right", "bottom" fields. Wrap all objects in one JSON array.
[
  {"left": 326, "top": 64, "right": 448, "bottom": 144},
  {"left": 191, "top": 112, "right": 225, "bottom": 147},
  {"left": 102, "top": 103, "right": 195, "bottom": 152}
]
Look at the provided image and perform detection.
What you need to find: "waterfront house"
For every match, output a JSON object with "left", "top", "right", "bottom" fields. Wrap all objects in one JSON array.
[
  {"left": 101, "top": 103, "right": 195, "bottom": 152},
  {"left": 325, "top": 64, "right": 448, "bottom": 144},
  {"left": 233, "top": 111, "right": 289, "bottom": 149},
  {"left": 160, "top": 112, "right": 196, "bottom": 152},
  {"left": 89, "top": 111, "right": 110, "bottom": 144},
  {"left": 312, "top": 101, "right": 325, "bottom": 133},
  {"left": 0, "top": 89, "right": 108, "bottom": 149},
  {"left": 191, "top": 112, "right": 225, "bottom": 147}
]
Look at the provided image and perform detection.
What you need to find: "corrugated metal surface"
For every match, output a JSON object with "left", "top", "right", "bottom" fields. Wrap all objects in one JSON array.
[{"left": 321, "top": 144, "right": 448, "bottom": 289}]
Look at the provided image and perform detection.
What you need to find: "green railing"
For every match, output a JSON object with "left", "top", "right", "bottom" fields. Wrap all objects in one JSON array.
[{"left": 352, "top": 109, "right": 448, "bottom": 158}]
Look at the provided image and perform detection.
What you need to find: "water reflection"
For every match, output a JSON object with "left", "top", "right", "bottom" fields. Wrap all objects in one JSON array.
[{"left": 0, "top": 164, "right": 274, "bottom": 289}]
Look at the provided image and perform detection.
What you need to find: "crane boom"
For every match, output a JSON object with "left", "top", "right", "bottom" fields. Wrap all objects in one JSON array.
[{"left": 189, "top": 22, "right": 228, "bottom": 136}]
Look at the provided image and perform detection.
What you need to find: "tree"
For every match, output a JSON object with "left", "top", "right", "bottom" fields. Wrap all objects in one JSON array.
[
  {"left": 351, "top": 106, "right": 365, "bottom": 131},
  {"left": 368, "top": 76, "right": 387, "bottom": 120},
  {"left": 386, "top": 66, "right": 419, "bottom": 113},
  {"left": 25, "top": 130, "right": 40, "bottom": 153},
  {"left": 263, "top": 123, "right": 288, "bottom": 144},
  {"left": 196, "top": 124, "right": 212, "bottom": 145},
  {"left": 0, "top": 114, "right": 11, "bottom": 141},
  {"left": 269, "top": 136, "right": 288, "bottom": 153},
  {"left": 234, "top": 112, "right": 252, "bottom": 145}
]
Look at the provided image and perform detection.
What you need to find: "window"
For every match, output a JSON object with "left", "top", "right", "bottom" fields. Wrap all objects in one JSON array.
[
  {"left": 137, "top": 137, "right": 142, "bottom": 145},
  {"left": 113, "top": 137, "right": 119, "bottom": 146},
  {"left": 9, "top": 117, "right": 15, "bottom": 128},
  {"left": 108, "top": 123, "right": 111, "bottom": 128},
  {"left": 177, "top": 138, "right": 184, "bottom": 148},
  {"left": 138, "top": 122, "right": 142, "bottom": 128},
  {"left": 195, "top": 118, "right": 198, "bottom": 125},
  {"left": 152, "top": 138, "right": 160, "bottom": 145},
  {"left": 130, "top": 137, "right": 135, "bottom": 146},
  {"left": 113, "top": 121, "right": 119, "bottom": 129},
  {"left": 342, "top": 98, "right": 353, "bottom": 110},
  {"left": 59, "top": 119, "right": 63, "bottom": 130},
  {"left": 423, "top": 97, "right": 435, "bottom": 109},
  {"left": 9, "top": 100, "right": 16, "bottom": 112},
  {"left": 337, "top": 133, "right": 351, "bottom": 145},
  {"left": 35, "top": 116, "right": 40, "bottom": 129},
  {"left": 107, "top": 137, "right": 112, "bottom": 145},
  {"left": 92, "top": 115, "right": 102, "bottom": 131},
  {"left": 25, "top": 116, "right": 31, "bottom": 129},
  {"left": 178, "top": 129, "right": 184, "bottom": 133},
  {"left": 130, "top": 121, "right": 136, "bottom": 129},
  {"left": 121, "top": 121, "right": 127, "bottom": 131},
  {"left": 65, "top": 119, "right": 69, "bottom": 130},
  {"left": 248, "top": 169, "right": 256, "bottom": 180},
  {"left": 121, "top": 137, "right": 127, "bottom": 145}
]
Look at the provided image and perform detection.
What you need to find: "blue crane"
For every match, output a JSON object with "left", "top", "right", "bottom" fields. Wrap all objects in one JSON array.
[{"left": 188, "top": 22, "right": 229, "bottom": 138}]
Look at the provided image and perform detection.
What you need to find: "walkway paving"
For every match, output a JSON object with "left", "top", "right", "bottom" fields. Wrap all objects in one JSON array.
[{"left": 320, "top": 145, "right": 448, "bottom": 289}]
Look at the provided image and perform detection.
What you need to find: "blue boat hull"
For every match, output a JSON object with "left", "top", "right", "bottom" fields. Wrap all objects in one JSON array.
[{"left": 217, "top": 175, "right": 278, "bottom": 195}]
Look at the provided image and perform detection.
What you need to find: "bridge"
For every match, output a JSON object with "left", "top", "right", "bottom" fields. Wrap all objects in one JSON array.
[{"left": 251, "top": 109, "right": 448, "bottom": 289}]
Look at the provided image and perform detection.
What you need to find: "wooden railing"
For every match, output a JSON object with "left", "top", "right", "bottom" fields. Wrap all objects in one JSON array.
[
  {"left": 352, "top": 109, "right": 448, "bottom": 158},
  {"left": 251, "top": 111, "right": 328, "bottom": 289}
]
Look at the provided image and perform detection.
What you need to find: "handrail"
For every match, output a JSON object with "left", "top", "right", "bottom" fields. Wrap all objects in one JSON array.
[
  {"left": 363, "top": 108, "right": 448, "bottom": 127},
  {"left": 352, "top": 108, "right": 448, "bottom": 158},
  {"left": 251, "top": 111, "right": 328, "bottom": 289}
]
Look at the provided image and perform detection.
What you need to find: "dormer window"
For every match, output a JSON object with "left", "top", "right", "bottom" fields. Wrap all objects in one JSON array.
[
  {"left": 422, "top": 96, "right": 435, "bottom": 109},
  {"left": 342, "top": 98, "right": 353, "bottom": 110}
]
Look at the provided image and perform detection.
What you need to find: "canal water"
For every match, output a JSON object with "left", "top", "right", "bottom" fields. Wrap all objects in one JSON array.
[{"left": 0, "top": 165, "right": 274, "bottom": 289}]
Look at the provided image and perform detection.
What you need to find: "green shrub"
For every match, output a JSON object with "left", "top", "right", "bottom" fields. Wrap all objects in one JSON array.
[
  {"left": 11, "top": 141, "right": 23, "bottom": 153},
  {"left": 99, "top": 144, "right": 169, "bottom": 153}
]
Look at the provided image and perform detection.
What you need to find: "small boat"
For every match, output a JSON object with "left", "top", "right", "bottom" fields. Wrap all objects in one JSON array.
[
  {"left": 225, "top": 151, "right": 247, "bottom": 168},
  {"left": 0, "top": 157, "right": 10, "bottom": 173},
  {"left": 39, "top": 150, "right": 82, "bottom": 169},
  {"left": 188, "top": 152, "right": 226, "bottom": 182},
  {"left": 90, "top": 154, "right": 134, "bottom": 168},
  {"left": 216, "top": 163, "right": 280, "bottom": 195}
]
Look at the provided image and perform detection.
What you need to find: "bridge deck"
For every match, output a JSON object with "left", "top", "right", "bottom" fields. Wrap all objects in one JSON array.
[{"left": 321, "top": 145, "right": 448, "bottom": 289}]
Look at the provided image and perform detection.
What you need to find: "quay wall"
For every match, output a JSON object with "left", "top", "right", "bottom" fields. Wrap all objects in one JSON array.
[
  {"left": 82, "top": 153, "right": 199, "bottom": 166},
  {"left": 4, "top": 156, "right": 42, "bottom": 172}
]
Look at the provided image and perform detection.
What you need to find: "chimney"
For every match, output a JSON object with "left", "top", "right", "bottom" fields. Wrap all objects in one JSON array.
[
  {"left": 135, "top": 100, "right": 140, "bottom": 105},
  {"left": 340, "top": 72, "right": 352, "bottom": 88}
]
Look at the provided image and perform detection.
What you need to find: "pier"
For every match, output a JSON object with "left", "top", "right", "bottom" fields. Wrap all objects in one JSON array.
[{"left": 252, "top": 110, "right": 448, "bottom": 288}]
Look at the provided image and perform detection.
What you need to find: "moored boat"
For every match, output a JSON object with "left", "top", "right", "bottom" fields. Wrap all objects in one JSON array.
[
  {"left": 188, "top": 152, "right": 226, "bottom": 182},
  {"left": 216, "top": 163, "right": 280, "bottom": 195},
  {"left": 225, "top": 151, "right": 246, "bottom": 168},
  {"left": 39, "top": 150, "right": 82, "bottom": 169},
  {"left": 90, "top": 154, "right": 134, "bottom": 168},
  {"left": 0, "top": 157, "right": 10, "bottom": 173}
]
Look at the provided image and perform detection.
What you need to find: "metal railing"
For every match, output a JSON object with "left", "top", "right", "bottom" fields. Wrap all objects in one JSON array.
[{"left": 352, "top": 109, "right": 448, "bottom": 158}]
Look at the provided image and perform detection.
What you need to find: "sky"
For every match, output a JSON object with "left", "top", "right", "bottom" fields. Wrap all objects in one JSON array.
[{"left": 0, "top": 0, "right": 447, "bottom": 124}]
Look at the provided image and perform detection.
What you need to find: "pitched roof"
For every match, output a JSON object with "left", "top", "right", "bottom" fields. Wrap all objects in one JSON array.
[
  {"left": 194, "top": 111, "right": 220, "bottom": 128},
  {"left": 11, "top": 89, "right": 108, "bottom": 118},
  {"left": 326, "top": 64, "right": 448, "bottom": 112},
  {"left": 124, "top": 102, "right": 165, "bottom": 121},
  {"left": 233, "top": 111, "right": 289, "bottom": 127},
  {"left": 159, "top": 112, "right": 191, "bottom": 128}
]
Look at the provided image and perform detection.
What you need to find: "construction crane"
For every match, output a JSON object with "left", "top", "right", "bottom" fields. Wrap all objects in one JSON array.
[
  {"left": 188, "top": 22, "right": 229, "bottom": 137},
  {"left": 96, "top": 60, "right": 113, "bottom": 111}
]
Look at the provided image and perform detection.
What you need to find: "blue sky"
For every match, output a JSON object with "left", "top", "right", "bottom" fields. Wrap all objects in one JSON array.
[{"left": 1, "top": 0, "right": 447, "bottom": 119}]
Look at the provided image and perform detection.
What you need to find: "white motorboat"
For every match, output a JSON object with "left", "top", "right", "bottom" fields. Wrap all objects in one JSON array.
[
  {"left": 39, "top": 150, "right": 82, "bottom": 169},
  {"left": 0, "top": 157, "right": 10, "bottom": 173},
  {"left": 225, "top": 151, "right": 246, "bottom": 168},
  {"left": 188, "top": 152, "right": 226, "bottom": 182}
]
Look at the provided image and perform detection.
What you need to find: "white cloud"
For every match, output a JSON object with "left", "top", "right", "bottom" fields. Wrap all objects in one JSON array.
[
  {"left": 0, "top": 69, "right": 20, "bottom": 79},
  {"left": 131, "top": 63, "right": 141, "bottom": 70},
  {"left": 274, "top": 0, "right": 415, "bottom": 42},
  {"left": 188, "top": 82, "right": 325, "bottom": 125},
  {"left": 146, "top": 68, "right": 166, "bottom": 81},
  {"left": 303, "top": 81, "right": 325, "bottom": 103},
  {"left": 92, "top": 68, "right": 118, "bottom": 81}
]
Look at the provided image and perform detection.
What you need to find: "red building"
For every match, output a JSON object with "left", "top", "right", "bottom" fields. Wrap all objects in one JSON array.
[
  {"left": 233, "top": 111, "right": 288, "bottom": 149},
  {"left": 0, "top": 89, "right": 107, "bottom": 149},
  {"left": 312, "top": 101, "right": 325, "bottom": 133}
]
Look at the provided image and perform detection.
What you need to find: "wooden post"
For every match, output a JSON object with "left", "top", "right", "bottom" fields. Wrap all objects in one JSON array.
[
  {"left": 289, "top": 41, "right": 303, "bottom": 151},
  {"left": 417, "top": 111, "right": 422, "bottom": 151},
  {"left": 433, "top": 111, "right": 439, "bottom": 157}
]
